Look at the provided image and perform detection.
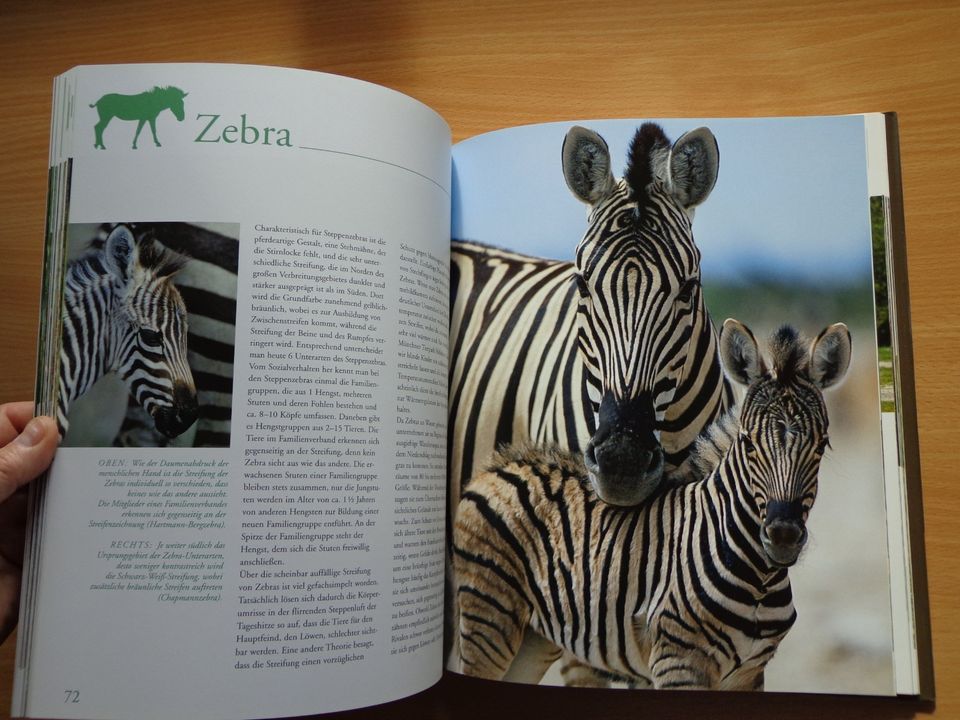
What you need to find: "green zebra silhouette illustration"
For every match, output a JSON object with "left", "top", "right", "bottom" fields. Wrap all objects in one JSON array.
[{"left": 90, "top": 86, "right": 188, "bottom": 150}]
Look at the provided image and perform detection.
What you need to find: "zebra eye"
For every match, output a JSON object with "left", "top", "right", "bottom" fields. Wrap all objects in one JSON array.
[
  {"left": 139, "top": 328, "right": 162, "bottom": 346},
  {"left": 575, "top": 274, "right": 590, "bottom": 301},
  {"left": 815, "top": 436, "right": 831, "bottom": 455},
  {"left": 676, "top": 279, "right": 698, "bottom": 304},
  {"left": 740, "top": 432, "right": 757, "bottom": 454}
]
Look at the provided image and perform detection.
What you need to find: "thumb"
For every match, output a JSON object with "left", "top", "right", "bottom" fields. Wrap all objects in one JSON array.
[{"left": 0, "top": 417, "right": 59, "bottom": 502}]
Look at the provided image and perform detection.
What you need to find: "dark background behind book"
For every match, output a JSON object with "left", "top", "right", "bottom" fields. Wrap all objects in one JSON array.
[{"left": 0, "top": 1, "right": 956, "bottom": 718}]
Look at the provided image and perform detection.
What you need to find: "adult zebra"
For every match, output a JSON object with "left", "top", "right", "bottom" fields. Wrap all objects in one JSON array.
[
  {"left": 58, "top": 224, "right": 197, "bottom": 439},
  {"left": 452, "top": 320, "right": 852, "bottom": 689},
  {"left": 450, "top": 122, "right": 731, "bottom": 516},
  {"left": 65, "top": 222, "right": 238, "bottom": 447}
]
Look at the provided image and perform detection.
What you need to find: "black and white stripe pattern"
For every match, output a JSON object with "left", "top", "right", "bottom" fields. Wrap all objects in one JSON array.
[
  {"left": 58, "top": 225, "right": 197, "bottom": 439},
  {"left": 108, "top": 222, "right": 239, "bottom": 447},
  {"left": 109, "top": 222, "right": 238, "bottom": 447},
  {"left": 450, "top": 123, "right": 731, "bottom": 518},
  {"left": 452, "top": 320, "right": 851, "bottom": 690}
]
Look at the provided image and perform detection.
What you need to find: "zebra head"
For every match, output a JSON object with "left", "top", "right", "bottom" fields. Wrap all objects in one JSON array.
[
  {"left": 563, "top": 123, "right": 719, "bottom": 506},
  {"left": 102, "top": 225, "right": 198, "bottom": 438},
  {"left": 720, "top": 319, "right": 852, "bottom": 568}
]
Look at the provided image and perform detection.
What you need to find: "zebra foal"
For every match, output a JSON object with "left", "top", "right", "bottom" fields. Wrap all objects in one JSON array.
[
  {"left": 453, "top": 319, "right": 851, "bottom": 689},
  {"left": 58, "top": 225, "right": 197, "bottom": 439},
  {"left": 104, "top": 222, "right": 239, "bottom": 447}
]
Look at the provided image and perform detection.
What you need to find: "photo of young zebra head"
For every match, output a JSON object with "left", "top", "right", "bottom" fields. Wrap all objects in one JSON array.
[
  {"left": 449, "top": 116, "right": 895, "bottom": 694},
  {"left": 60, "top": 222, "right": 238, "bottom": 448}
]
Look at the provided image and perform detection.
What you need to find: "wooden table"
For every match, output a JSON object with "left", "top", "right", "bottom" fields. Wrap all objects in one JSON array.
[{"left": 1, "top": 1, "right": 957, "bottom": 718}]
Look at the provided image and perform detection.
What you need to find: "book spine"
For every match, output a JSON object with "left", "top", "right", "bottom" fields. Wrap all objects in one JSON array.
[
  {"left": 884, "top": 111, "right": 935, "bottom": 702},
  {"left": 12, "top": 73, "right": 75, "bottom": 715}
]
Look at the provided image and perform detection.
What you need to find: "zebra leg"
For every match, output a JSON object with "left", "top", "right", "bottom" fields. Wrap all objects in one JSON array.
[
  {"left": 558, "top": 653, "right": 610, "bottom": 688},
  {"left": 455, "top": 584, "right": 529, "bottom": 680},
  {"left": 93, "top": 117, "right": 109, "bottom": 149},
  {"left": 723, "top": 666, "right": 765, "bottom": 691},
  {"left": 502, "top": 630, "right": 562, "bottom": 685},
  {"left": 558, "top": 652, "right": 650, "bottom": 688},
  {"left": 649, "top": 641, "right": 718, "bottom": 690},
  {"left": 133, "top": 119, "right": 146, "bottom": 149},
  {"left": 148, "top": 117, "right": 161, "bottom": 147}
]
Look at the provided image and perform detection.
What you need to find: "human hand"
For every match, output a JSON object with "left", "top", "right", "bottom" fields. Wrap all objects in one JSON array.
[{"left": 0, "top": 403, "right": 58, "bottom": 643}]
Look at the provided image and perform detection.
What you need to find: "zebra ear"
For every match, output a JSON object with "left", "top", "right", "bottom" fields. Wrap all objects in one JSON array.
[
  {"left": 668, "top": 127, "right": 719, "bottom": 209},
  {"left": 562, "top": 126, "right": 617, "bottom": 205},
  {"left": 103, "top": 225, "right": 138, "bottom": 282},
  {"left": 720, "top": 318, "right": 765, "bottom": 386},
  {"left": 809, "top": 323, "right": 852, "bottom": 389}
]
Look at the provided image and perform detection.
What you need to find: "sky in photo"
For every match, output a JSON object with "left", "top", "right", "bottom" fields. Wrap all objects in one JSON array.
[{"left": 451, "top": 115, "right": 872, "bottom": 286}]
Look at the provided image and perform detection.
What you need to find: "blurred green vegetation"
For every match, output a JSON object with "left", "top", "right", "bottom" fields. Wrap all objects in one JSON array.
[
  {"left": 703, "top": 280, "right": 876, "bottom": 332},
  {"left": 871, "top": 196, "right": 891, "bottom": 346}
]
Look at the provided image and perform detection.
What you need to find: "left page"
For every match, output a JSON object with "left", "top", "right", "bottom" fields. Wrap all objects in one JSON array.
[{"left": 16, "top": 63, "right": 451, "bottom": 720}]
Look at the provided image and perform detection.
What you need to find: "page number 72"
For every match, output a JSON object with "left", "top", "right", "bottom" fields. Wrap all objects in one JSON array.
[{"left": 63, "top": 689, "right": 80, "bottom": 703}]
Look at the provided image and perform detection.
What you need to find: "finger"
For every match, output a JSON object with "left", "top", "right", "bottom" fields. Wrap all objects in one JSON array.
[
  {"left": 0, "top": 555, "right": 21, "bottom": 644},
  {"left": 0, "top": 402, "right": 38, "bottom": 447},
  {"left": 0, "top": 417, "right": 59, "bottom": 502}
]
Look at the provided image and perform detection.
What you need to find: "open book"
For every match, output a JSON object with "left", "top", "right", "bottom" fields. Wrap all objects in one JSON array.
[{"left": 15, "top": 63, "right": 932, "bottom": 718}]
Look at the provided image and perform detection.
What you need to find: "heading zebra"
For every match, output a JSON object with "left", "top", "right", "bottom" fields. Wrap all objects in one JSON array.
[
  {"left": 452, "top": 319, "right": 852, "bottom": 689},
  {"left": 450, "top": 123, "right": 730, "bottom": 513},
  {"left": 58, "top": 225, "right": 197, "bottom": 439}
]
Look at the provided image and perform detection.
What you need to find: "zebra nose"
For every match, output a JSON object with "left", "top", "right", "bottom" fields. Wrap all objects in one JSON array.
[
  {"left": 764, "top": 519, "right": 805, "bottom": 547},
  {"left": 174, "top": 383, "right": 198, "bottom": 425},
  {"left": 593, "top": 440, "right": 661, "bottom": 477},
  {"left": 585, "top": 436, "right": 664, "bottom": 507}
]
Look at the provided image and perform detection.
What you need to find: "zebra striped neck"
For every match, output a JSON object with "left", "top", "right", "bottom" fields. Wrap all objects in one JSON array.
[
  {"left": 659, "top": 315, "right": 732, "bottom": 467},
  {"left": 673, "top": 412, "right": 791, "bottom": 587},
  {"left": 62, "top": 255, "right": 125, "bottom": 403}
]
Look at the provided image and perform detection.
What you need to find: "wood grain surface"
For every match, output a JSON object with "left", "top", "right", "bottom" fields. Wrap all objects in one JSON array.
[{"left": 0, "top": 1, "right": 957, "bottom": 718}]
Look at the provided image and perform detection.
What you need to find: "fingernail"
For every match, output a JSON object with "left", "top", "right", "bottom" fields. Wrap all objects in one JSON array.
[{"left": 14, "top": 418, "right": 46, "bottom": 447}]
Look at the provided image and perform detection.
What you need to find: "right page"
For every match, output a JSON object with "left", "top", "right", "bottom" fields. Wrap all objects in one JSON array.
[{"left": 447, "top": 115, "right": 926, "bottom": 696}]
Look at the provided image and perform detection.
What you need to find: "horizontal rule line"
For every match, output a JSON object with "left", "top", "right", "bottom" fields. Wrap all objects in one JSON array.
[{"left": 298, "top": 145, "right": 449, "bottom": 196}]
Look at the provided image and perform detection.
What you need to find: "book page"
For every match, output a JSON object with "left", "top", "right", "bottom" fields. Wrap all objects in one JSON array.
[
  {"left": 17, "top": 64, "right": 450, "bottom": 720},
  {"left": 446, "top": 116, "right": 900, "bottom": 695}
]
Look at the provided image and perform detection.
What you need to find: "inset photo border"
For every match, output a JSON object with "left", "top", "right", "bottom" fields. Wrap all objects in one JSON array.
[{"left": 60, "top": 221, "right": 239, "bottom": 448}]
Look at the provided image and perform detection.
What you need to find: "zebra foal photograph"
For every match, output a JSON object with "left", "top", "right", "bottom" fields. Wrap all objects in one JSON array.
[
  {"left": 453, "top": 319, "right": 851, "bottom": 690},
  {"left": 59, "top": 222, "right": 238, "bottom": 447}
]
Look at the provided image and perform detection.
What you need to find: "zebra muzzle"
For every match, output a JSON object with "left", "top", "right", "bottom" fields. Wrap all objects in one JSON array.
[
  {"left": 761, "top": 518, "right": 807, "bottom": 568},
  {"left": 151, "top": 384, "right": 199, "bottom": 438},
  {"left": 584, "top": 434, "right": 664, "bottom": 507},
  {"left": 584, "top": 393, "right": 665, "bottom": 506}
]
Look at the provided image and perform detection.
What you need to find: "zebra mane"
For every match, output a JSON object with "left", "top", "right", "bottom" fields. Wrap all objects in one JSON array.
[
  {"left": 136, "top": 234, "right": 189, "bottom": 277},
  {"left": 150, "top": 85, "right": 186, "bottom": 98},
  {"left": 668, "top": 409, "right": 740, "bottom": 485},
  {"left": 624, "top": 123, "right": 671, "bottom": 207},
  {"left": 769, "top": 325, "right": 808, "bottom": 385},
  {"left": 481, "top": 443, "right": 586, "bottom": 481}
]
